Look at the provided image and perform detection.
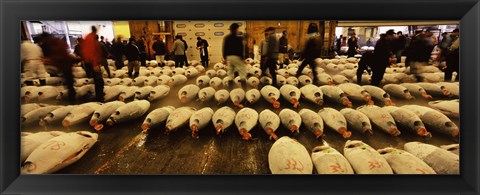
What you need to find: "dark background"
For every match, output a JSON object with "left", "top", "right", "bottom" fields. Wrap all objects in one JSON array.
[{"left": 1, "top": 0, "right": 479, "bottom": 194}]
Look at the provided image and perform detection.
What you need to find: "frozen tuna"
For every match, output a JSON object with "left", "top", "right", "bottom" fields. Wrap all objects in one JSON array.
[
  {"left": 134, "top": 86, "right": 154, "bottom": 100},
  {"left": 343, "top": 140, "right": 393, "bottom": 174},
  {"left": 416, "top": 82, "right": 451, "bottom": 98},
  {"left": 165, "top": 107, "right": 197, "bottom": 134},
  {"left": 400, "top": 83, "right": 433, "bottom": 100},
  {"left": 235, "top": 108, "right": 258, "bottom": 140},
  {"left": 404, "top": 142, "right": 459, "bottom": 174},
  {"left": 141, "top": 106, "right": 175, "bottom": 133},
  {"left": 39, "top": 105, "right": 77, "bottom": 126},
  {"left": 402, "top": 105, "right": 459, "bottom": 138},
  {"left": 362, "top": 85, "right": 394, "bottom": 106},
  {"left": 148, "top": 85, "right": 170, "bottom": 101},
  {"left": 118, "top": 86, "right": 139, "bottom": 102},
  {"left": 21, "top": 131, "right": 66, "bottom": 162},
  {"left": 383, "top": 84, "right": 414, "bottom": 100},
  {"left": 258, "top": 109, "right": 280, "bottom": 140},
  {"left": 190, "top": 108, "right": 214, "bottom": 138},
  {"left": 377, "top": 147, "right": 436, "bottom": 174},
  {"left": 340, "top": 108, "right": 373, "bottom": 134},
  {"left": 230, "top": 88, "right": 246, "bottom": 108},
  {"left": 311, "top": 145, "right": 354, "bottom": 174},
  {"left": 428, "top": 100, "right": 459, "bottom": 118},
  {"left": 300, "top": 84, "right": 324, "bottom": 105},
  {"left": 382, "top": 106, "right": 431, "bottom": 138},
  {"left": 214, "top": 89, "right": 230, "bottom": 105},
  {"left": 319, "top": 85, "right": 352, "bottom": 108},
  {"left": 279, "top": 108, "right": 302, "bottom": 134},
  {"left": 440, "top": 144, "right": 459, "bottom": 155},
  {"left": 212, "top": 106, "right": 236, "bottom": 135},
  {"left": 280, "top": 84, "right": 301, "bottom": 108},
  {"left": 268, "top": 136, "right": 313, "bottom": 174},
  {"left": 318, "top": 108, "right": 351, "bottom": 138},
  {"left": 196, "top": 75, "right": 211, "bottom": 87},
  {"left": 178, "top": 84, "right": 200, "bottom": 103},
  {"left": 338, "top": 83, "right": 373, "bottom": 105},
  {"left": 105, "top": 100, "right": 150, "bottom": 126},
  {"left": 245, "top": 89, "right": 261, "bottom": 104},
  {"left": 89, "top": 101, "right": 126, "bottom": 131},
  {"left": 260, "top": 85, "right": 281, "bottom": 108},
  {"left": 22, "top": 106, "right": 63, "bottom": 125},
  {"left": 299, "top": 109, "right": 324, "bottom": 138},
  {"left": 357, "top": 105, "right": 400, "bottom": 136}
]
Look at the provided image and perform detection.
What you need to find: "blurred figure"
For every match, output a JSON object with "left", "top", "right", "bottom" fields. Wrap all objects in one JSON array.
[
  {"left": 38, "top": 33, "right": 80, "bottom": 104},
  {"left": 407, "top": 29, "right": 435, "bottom": 81},
  {"left": 444, "top": 29, "right": 460, "bottom": 81},
  {"left": 356, "top": 50, "right": 373, "bottom": 84},
  {"left": 137, "top": 36, "right": 147, "bottom": 67},
  {"left": 439, "top": 32, "right": 452, "bottom": 61},
  {"left": 296, "top": 24, "right": 323, "bottom": 84},
  {"left": 336, "top": 35, "right": 343, "bottom": 52},
  {"left": 196, "top": 36, "right": 209, "bottom": 67},
  {"left": 371, "top": 30, "right": 396, "bottom": 86},
  {"left": 393, "top": 31, "right": 407, "bottom": 63},
  {"left": 111, "top": 36, "right": 125, "bottom": 70},
  {"left": 366, "top": 38, "right": 373, "bottom": 47},
  {"left": 21, "top": 37, "right": 48, "bottom": 86},
  {"left": 278, "top": 30, "right": 289, "bottom": 67},
  {"left": 347, "top": 33, "right": 358, "bottom": 57},
  {"left": 98, "top": 35, "right": 111, "bottom": 78},
  {"left": 223, "top": 23, "right": 246, "bottom": 88},
  {"left": 341, "top": 37, "right": 347, "bottom": 47},
  {"left": 259, "top": 33, "right": 269, "bottom": 70},
  {"left": 173, "top": 35, "right": 186, "bottom": 67},
  {"left": 180, "top": 35, "right": 189, "bottom": 66},
  {"left": 152, "top": 36, "right": 167, "bottom": 66},
  {"left": 261, "top": 27, "right": 279, "bottom": 87},
  {"left": 80, "top": 26, "right": 105, "bottom": 102},
  {"left": 124, "top": 37, "right": 141, "bottom": 78}
]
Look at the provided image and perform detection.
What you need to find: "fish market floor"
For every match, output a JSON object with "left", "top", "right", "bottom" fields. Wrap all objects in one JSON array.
[{"left": 21, "top": 78, "right": 459, "bottom": 174}]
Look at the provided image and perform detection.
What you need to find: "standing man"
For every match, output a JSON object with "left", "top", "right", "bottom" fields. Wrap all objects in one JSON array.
[
  {"left": 99, "top": 35, "right": 111, "bottom": 78},
  {"left": 196, "top": 36, "right": 210, "bottom": 67},
  {"left": 223, "top": 23, "right": 246, "bottom": 88},
  {"left": 152, "top": 36, "right": 167, "bottom": 66},
  {"left": 278, "top": 30, "right": 289, "bottom": 67},
  {"left": 371, "top": 29, "right": 396, "bottom": 86},
  {"left": 80, "top": 26, "right": 105, "bottom": 102},
  {"left": 444, "top": 29, "right": 460, "bottom": 81},
  {"left": 111, "top": 36, "right": 125, "bottom": 70},
  {"left": 180, "top": 35, "right": 189, "bottom": 66},
  {"left": 259, "top": 33, "right": 269, "bottom": 71},
  {"left": 124, "top": 37, "right": 141, "bottom": 78},
  {"left": 439, "top": 32, "right": 452, "bottom": 62},
  {"left": 261, "top": 27, "right": 279, "bottom": 87},
  {"left": 137, "top": 36, "right": 147, "bottom": 67},
  {"left": 296, "top": 27, "right": 323, "bottom": 85},
  {"left": 336, "top": 35, "right": 343, "bottom": 53},
  {"left": 394, "top": 31, "right": 407, "bottom": 63},
  {"left": 347, "top": 33, "right": 358, "bottom": 57},
  {"left": 173, "top": 35, "right": 186, "bottom": 67}
]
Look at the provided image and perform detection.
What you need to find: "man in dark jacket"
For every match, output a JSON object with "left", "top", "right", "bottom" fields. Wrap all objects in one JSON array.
[
  {"left": 262, "top": 27, "right": 279, "bottom": 87},
  {"left": 223, "top": 23, "right": 246, "bottom": 88},
  {"left": 99, "top": 35, "right": 111, "bottom": 78},
  {"left": 444, "top": 29, "right": 460, "bottom": 81},
  {"left": 371, "top": 30, "right": 396, "bottom": 86},
  {"left": 278, "top": 31, "right": 288, "bottom": 67},
  {"left": 180, "top": 36, "right": 189, "bottom": 66},
  {"left": 152, "top": 36, "right": 167, "bottom": 66},
  {"left": 111, "top": 36, "right": 125, "bottom": 69},
  {"left": 296, "top": 32, "right": 323, "bottom": 84},
  {"left": 196, "top": 36, "right": 209, "bottom": 67},
  {"left": 336, "top": 35, "right": 343, "bottom": 52},
  {"left": 137, "top": 36, "right": 147, "bottom": 67},
  {"left": 125, "top": 38, "right": 141, "bottom": 78},
  {"left": 347, "top": 33, "right": 358, "bottom": 57}
]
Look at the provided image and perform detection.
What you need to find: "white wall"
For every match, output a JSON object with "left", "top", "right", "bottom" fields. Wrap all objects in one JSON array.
[
  {"left": 173, "top": 21, "right": 246, "bottom": 63},
  {"left": 66, "top": 21, "right": 115, "bottom": 41}
]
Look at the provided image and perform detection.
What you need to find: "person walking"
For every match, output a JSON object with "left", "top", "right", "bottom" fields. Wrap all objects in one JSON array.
[
  {"left": 336, "top": 35, "right": 343, "bottom": 53},
  {"left": 38, "top": 33, "right": 80, "bottom": 104},
  {"left": 371, "top": 30, "right": 396, "bottom": 86},
  {"left": 180, "top": 36, "right": 189, "bottom": 66},
  {"left": 21, "top": 37, "right": 48, "bottom": 87},
  {"left": 80, "top": 26, "right": 105, "bottom": 102},
  {"left": 407, "top": 29, "right": 435, "bottom": 81},
  {"left": 124, "top": 37, "right": 141, "bottom": 78},
  {"left": 394, "top": 31, "right": 407, "bottom": 63},
  {"left": 259, "top": 33, "right": 269, "bottom": 71},
  {"left": 196, "top": 36, "right": 209, "bottom": 67},
  {"left": 111, "top": 36, "right": 125, "bottom": 70},
  {"left": 173, "top": 35, "right": 186, "bottom": 67},
  {"left": 261, "top": 27, "right": 279, "bottom": 87},
  {"left": 296, "top": 26, "right": 323, "bottom": 85},
  {"left": 278, "top": 30, "right": 289, "bottom": 67},
  {"left": 347, "top": 33, "right": 358, "bottom": 57},
  {"left": 152, "top": 36, "right": 167, "bottom": 66},
  {"left": 444, "top": 29, "right": 460, "bottom": 81},
  {"left": 99, "top": 35, "right": 111, "bottom": 78},
  {"left": 223, "top": 23, "right": 246, "bottom": 88}
]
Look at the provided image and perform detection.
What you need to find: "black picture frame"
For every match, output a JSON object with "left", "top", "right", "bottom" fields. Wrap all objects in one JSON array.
[{"left": 1, "top": 0, "right": 479, "bottom": 194}]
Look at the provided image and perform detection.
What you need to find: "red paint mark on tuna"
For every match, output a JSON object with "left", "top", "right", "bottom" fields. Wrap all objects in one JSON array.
[
  {"left": 43, "top": 141, "right": 66, "bottom": 150},
  {"left": 330, "top": 163, "right": 345, "bottom": 173},
  {"left": 284, "top": 159, "right": 304, "bottom": 173},
  {"left": 368, "top": 161, "right": 385, "bottom": 170}
]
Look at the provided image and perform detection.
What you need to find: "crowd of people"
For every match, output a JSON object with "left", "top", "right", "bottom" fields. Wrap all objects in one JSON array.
[{"left": 21, "top": 23, "right": 460, "bottom": 105}]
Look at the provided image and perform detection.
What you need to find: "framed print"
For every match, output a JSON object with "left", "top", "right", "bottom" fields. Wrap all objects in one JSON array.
[{"left": 1, "top": 0, "right": 479, "bottom": 194}]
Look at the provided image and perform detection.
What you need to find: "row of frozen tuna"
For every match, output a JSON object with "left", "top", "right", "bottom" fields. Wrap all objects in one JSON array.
[
  {"left": 21, "top": 131, "right": 98, "bottom": 174},
  {"left": 268, "top": 137, "right": 459, "bottom": 174}
]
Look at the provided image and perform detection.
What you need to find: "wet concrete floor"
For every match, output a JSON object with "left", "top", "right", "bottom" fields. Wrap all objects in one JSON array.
[{"left": 21, "top": 66, "right": 459, "bottom": 174}]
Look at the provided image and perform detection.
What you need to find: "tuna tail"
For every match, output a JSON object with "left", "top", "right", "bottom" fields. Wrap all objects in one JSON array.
[
  {"left": 89, "top": 119, "right": 98, "bottom": 127},
  {"left": 338, "top": 127, "right": 352, "bottom": 138},
  {"left": 164, "top": 125, "right": 173, "bottom": 135},
  {"left": 342, "top": 98, "right": 353, "bottom": 108},
  {"left": 267, "top": 128, "right": 278, "bottom": 140},
  {"left": 291, "top": 98, "right": 299, "bottom": 108},
  {"left": 389, "top": 128, "right": 401, "bottom": 136},
  {"left": 118, "top": 95, "right": 125, "bottom": 102},
  {"left": 364, "top": 128, "right": 373, "bottom": 135},
  {"left": 328, "top": 81, "right": 334, "bottom": 86},
  {"left": 421, "top": 92, "right": 433, "bottom": 100},
  {"left": 405, "top": 93, "right": 414, "bottom": 100},
  {"left": 270, "top": 98, "right": 280, "bottom": 108},
  {"left": 240, "top": 128, "right": 252, "bottom": 141},
  {"left": 191, "top": 124, "right": 199, "bottom": 139},
  {"left": 384, "top": 99, "right": 395, "bottom": 106},
  {"left": 216, "top": 124, "right": 223, "bottom": 135},
  {"left": 234, "top": 101, "right": 244, "bottom": 108},
  {"left": 363, "top": 94, "right": 373, "bottom": 104},
  {"left": 416, "top": 127, "right": 432, "bottom": 139},
  {"left": 180, "top": 95, "right": 188, "bottom": 103},
  {"left": 94, "top": 124, "right": 104, "bottom": 131},
  {"left": 314, "top": 129, "right": 323, "bottom": 138},
  {"left": 38, "top": 119, "right": 47, "bottom": 127},
  {"left": 141, "top": 123, "right": 150, "bottom": 133},
  {"left": 443, "top": 89, "right": 451, "bottom": 96},
  {"left": 315, "top": 98, "right": 324, "bottom": 105},
  {"left": 289, "top": 124, "right": 298, "bottom": 133},
  {"left": 62, "top": 120, "right": 70, "bottom": 127},
  {"left": 452, "top": 129, "right": 459, "bottom": 138}
]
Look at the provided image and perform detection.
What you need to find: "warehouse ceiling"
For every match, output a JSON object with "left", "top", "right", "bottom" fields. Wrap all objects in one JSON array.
[{"left": 337, "top": 21, "right": 459, "bottom": 27}]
